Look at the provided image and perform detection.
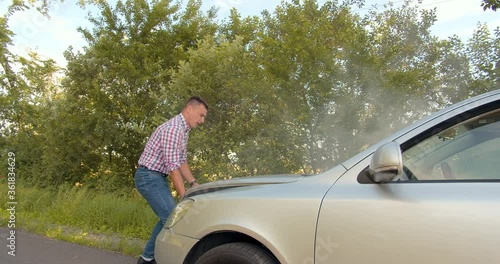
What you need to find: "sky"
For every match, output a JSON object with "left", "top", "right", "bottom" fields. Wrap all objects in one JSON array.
[{"left": 1, "top": 0, "right": 500, "bottom": 67}]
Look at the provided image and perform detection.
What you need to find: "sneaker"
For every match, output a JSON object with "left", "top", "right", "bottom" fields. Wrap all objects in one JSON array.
[{"left": 137, "top": 256, "right": 157, "bottom": 264}]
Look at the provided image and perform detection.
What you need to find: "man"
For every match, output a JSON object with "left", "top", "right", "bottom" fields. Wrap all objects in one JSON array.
[{"left": 135, "top": 96, "right": 208, "bottom": 264}]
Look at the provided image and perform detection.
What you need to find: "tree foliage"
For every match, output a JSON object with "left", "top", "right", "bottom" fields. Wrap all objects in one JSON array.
[
  {"left": 482, "top": 0, "right": 500, "bottom": 11},
  {"left": 1, "top": 0, "right": 499, "bottom": 191}
]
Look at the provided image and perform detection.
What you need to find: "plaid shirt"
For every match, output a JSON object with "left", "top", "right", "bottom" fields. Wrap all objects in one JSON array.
[{"left": 138, "top": 114, "right": 190, "bottom": 174}]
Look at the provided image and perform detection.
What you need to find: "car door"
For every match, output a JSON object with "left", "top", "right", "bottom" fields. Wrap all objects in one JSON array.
[{"left": 315, "top": 98, "right": 500, "bottom": 264}]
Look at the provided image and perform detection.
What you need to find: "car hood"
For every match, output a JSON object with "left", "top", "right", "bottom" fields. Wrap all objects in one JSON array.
[{"left": 183, "top": 174, "right": 306, "bottom": 198}]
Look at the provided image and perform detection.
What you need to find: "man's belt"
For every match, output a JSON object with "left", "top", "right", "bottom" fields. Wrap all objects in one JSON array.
[{"left": 138, "top": 165, "right": 166, "bottom": 175}]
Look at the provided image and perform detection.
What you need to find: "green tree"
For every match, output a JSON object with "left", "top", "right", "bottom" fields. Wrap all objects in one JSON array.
[
  {"left": 165, "top": 34, "right": 285, "bottom": 180},
  {"left": 1, "top": 1, "right": 28, "bottom": 137},
  {"left": 0, "top": 0, "right": 66, "bottom": 185},
  {"left": 218, "top": 8, "right": 261, "bottom": 45},
  {"left": 482, "top": 0, "right": 500, "bottom": 11},
  {"left": 432, "top": 35, "right": 473, "bottom": 103},
  {"left": 466, "top": 24, "right": 500, "bottom": 94},
  {"left": 361, "top": 1, "right": 443, "bottom": 124},
  {"left": 60, "top": 0, "right": 218, "bottom": 188}
]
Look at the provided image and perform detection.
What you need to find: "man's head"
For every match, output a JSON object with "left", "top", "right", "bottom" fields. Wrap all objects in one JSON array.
[{"left": 182, "top": 96, "right": 208, "bottom": 129}]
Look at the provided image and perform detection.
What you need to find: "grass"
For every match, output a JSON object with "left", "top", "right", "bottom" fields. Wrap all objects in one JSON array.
[{"left": 0, "top": 182, "right": 158, "bottom": 257}]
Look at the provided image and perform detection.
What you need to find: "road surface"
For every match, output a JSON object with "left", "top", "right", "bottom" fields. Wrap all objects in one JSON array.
[{"left": 0, "top": 227, "right": 137, "bottom": 264}]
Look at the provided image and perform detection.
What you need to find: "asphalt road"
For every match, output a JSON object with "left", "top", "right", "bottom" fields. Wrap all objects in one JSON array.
[{"left": 0, "top": 227, "right": 137, "bottom": 264}]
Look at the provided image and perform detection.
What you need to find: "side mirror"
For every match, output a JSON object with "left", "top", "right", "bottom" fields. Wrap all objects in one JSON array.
[{"left": 368, "top": 142, "right": 403, "bottom": 183}]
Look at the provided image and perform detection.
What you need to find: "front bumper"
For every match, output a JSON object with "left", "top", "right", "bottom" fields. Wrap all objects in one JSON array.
[{"left": 154, "top": 228, "right": 199, "bottom": 264}]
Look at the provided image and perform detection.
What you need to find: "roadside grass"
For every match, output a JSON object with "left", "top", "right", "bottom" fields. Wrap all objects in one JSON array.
[{"left": 0, "top": 182, "right": 157, "bottom": 257}]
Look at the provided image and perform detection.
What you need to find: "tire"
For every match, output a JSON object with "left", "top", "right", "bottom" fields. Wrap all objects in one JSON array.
[{"left": 194, "top": 242, "right": 278, "bottom": 264}]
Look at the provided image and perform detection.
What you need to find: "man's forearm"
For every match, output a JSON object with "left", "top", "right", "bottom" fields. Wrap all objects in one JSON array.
[
  {"left": 169, "top": 169, "right": 185, "bottom": 197},
  {"left": 179, "top": 163, "right": 196, "bottom": 184}
]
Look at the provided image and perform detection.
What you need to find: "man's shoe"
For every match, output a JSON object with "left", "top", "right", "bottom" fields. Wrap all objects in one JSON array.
[{"left": 137, "top": 256, "right": 157, "bottom": 264}]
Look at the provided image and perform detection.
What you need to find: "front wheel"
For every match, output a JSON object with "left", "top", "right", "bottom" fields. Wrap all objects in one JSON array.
[{"left": 194, "top": 242, "right": 278, "bottom": 264}]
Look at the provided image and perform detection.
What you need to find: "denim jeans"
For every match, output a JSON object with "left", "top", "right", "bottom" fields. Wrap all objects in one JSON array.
[{"left": 135, "top": 167, "right": 176, "bottom": 259}]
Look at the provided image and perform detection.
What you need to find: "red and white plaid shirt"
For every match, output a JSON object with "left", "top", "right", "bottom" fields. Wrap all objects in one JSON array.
[{"left": 138, "top": 114, "right": 190, "bottom": 174}]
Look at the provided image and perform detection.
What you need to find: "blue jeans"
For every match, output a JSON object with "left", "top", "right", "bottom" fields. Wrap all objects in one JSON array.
[{"left": 135, "top": 167, "right": 176, "bottom": 259}]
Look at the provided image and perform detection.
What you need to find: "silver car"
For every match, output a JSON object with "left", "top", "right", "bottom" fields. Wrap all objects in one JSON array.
[{"left": 155, "top": 89, "right": 500, "bottom": 264}]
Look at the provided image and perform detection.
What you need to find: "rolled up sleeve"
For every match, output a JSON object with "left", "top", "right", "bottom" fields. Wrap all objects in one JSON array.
[{"left": 162, "top": 125, "right": 186, "bottom": 174}]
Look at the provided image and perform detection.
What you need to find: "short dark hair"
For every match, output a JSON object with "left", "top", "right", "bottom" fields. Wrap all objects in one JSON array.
[{"left": 186, "top": 96, "right": 209, "bottom": 110}]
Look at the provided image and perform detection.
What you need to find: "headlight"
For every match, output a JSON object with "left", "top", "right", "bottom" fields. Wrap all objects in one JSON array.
[{"left": 164, "top": 199, "right": 194, "bottom": 229}]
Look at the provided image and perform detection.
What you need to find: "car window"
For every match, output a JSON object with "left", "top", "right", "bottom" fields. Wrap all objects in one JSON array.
[{"left": 401, "top": 108, "right": 500, "bottom": 181}]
